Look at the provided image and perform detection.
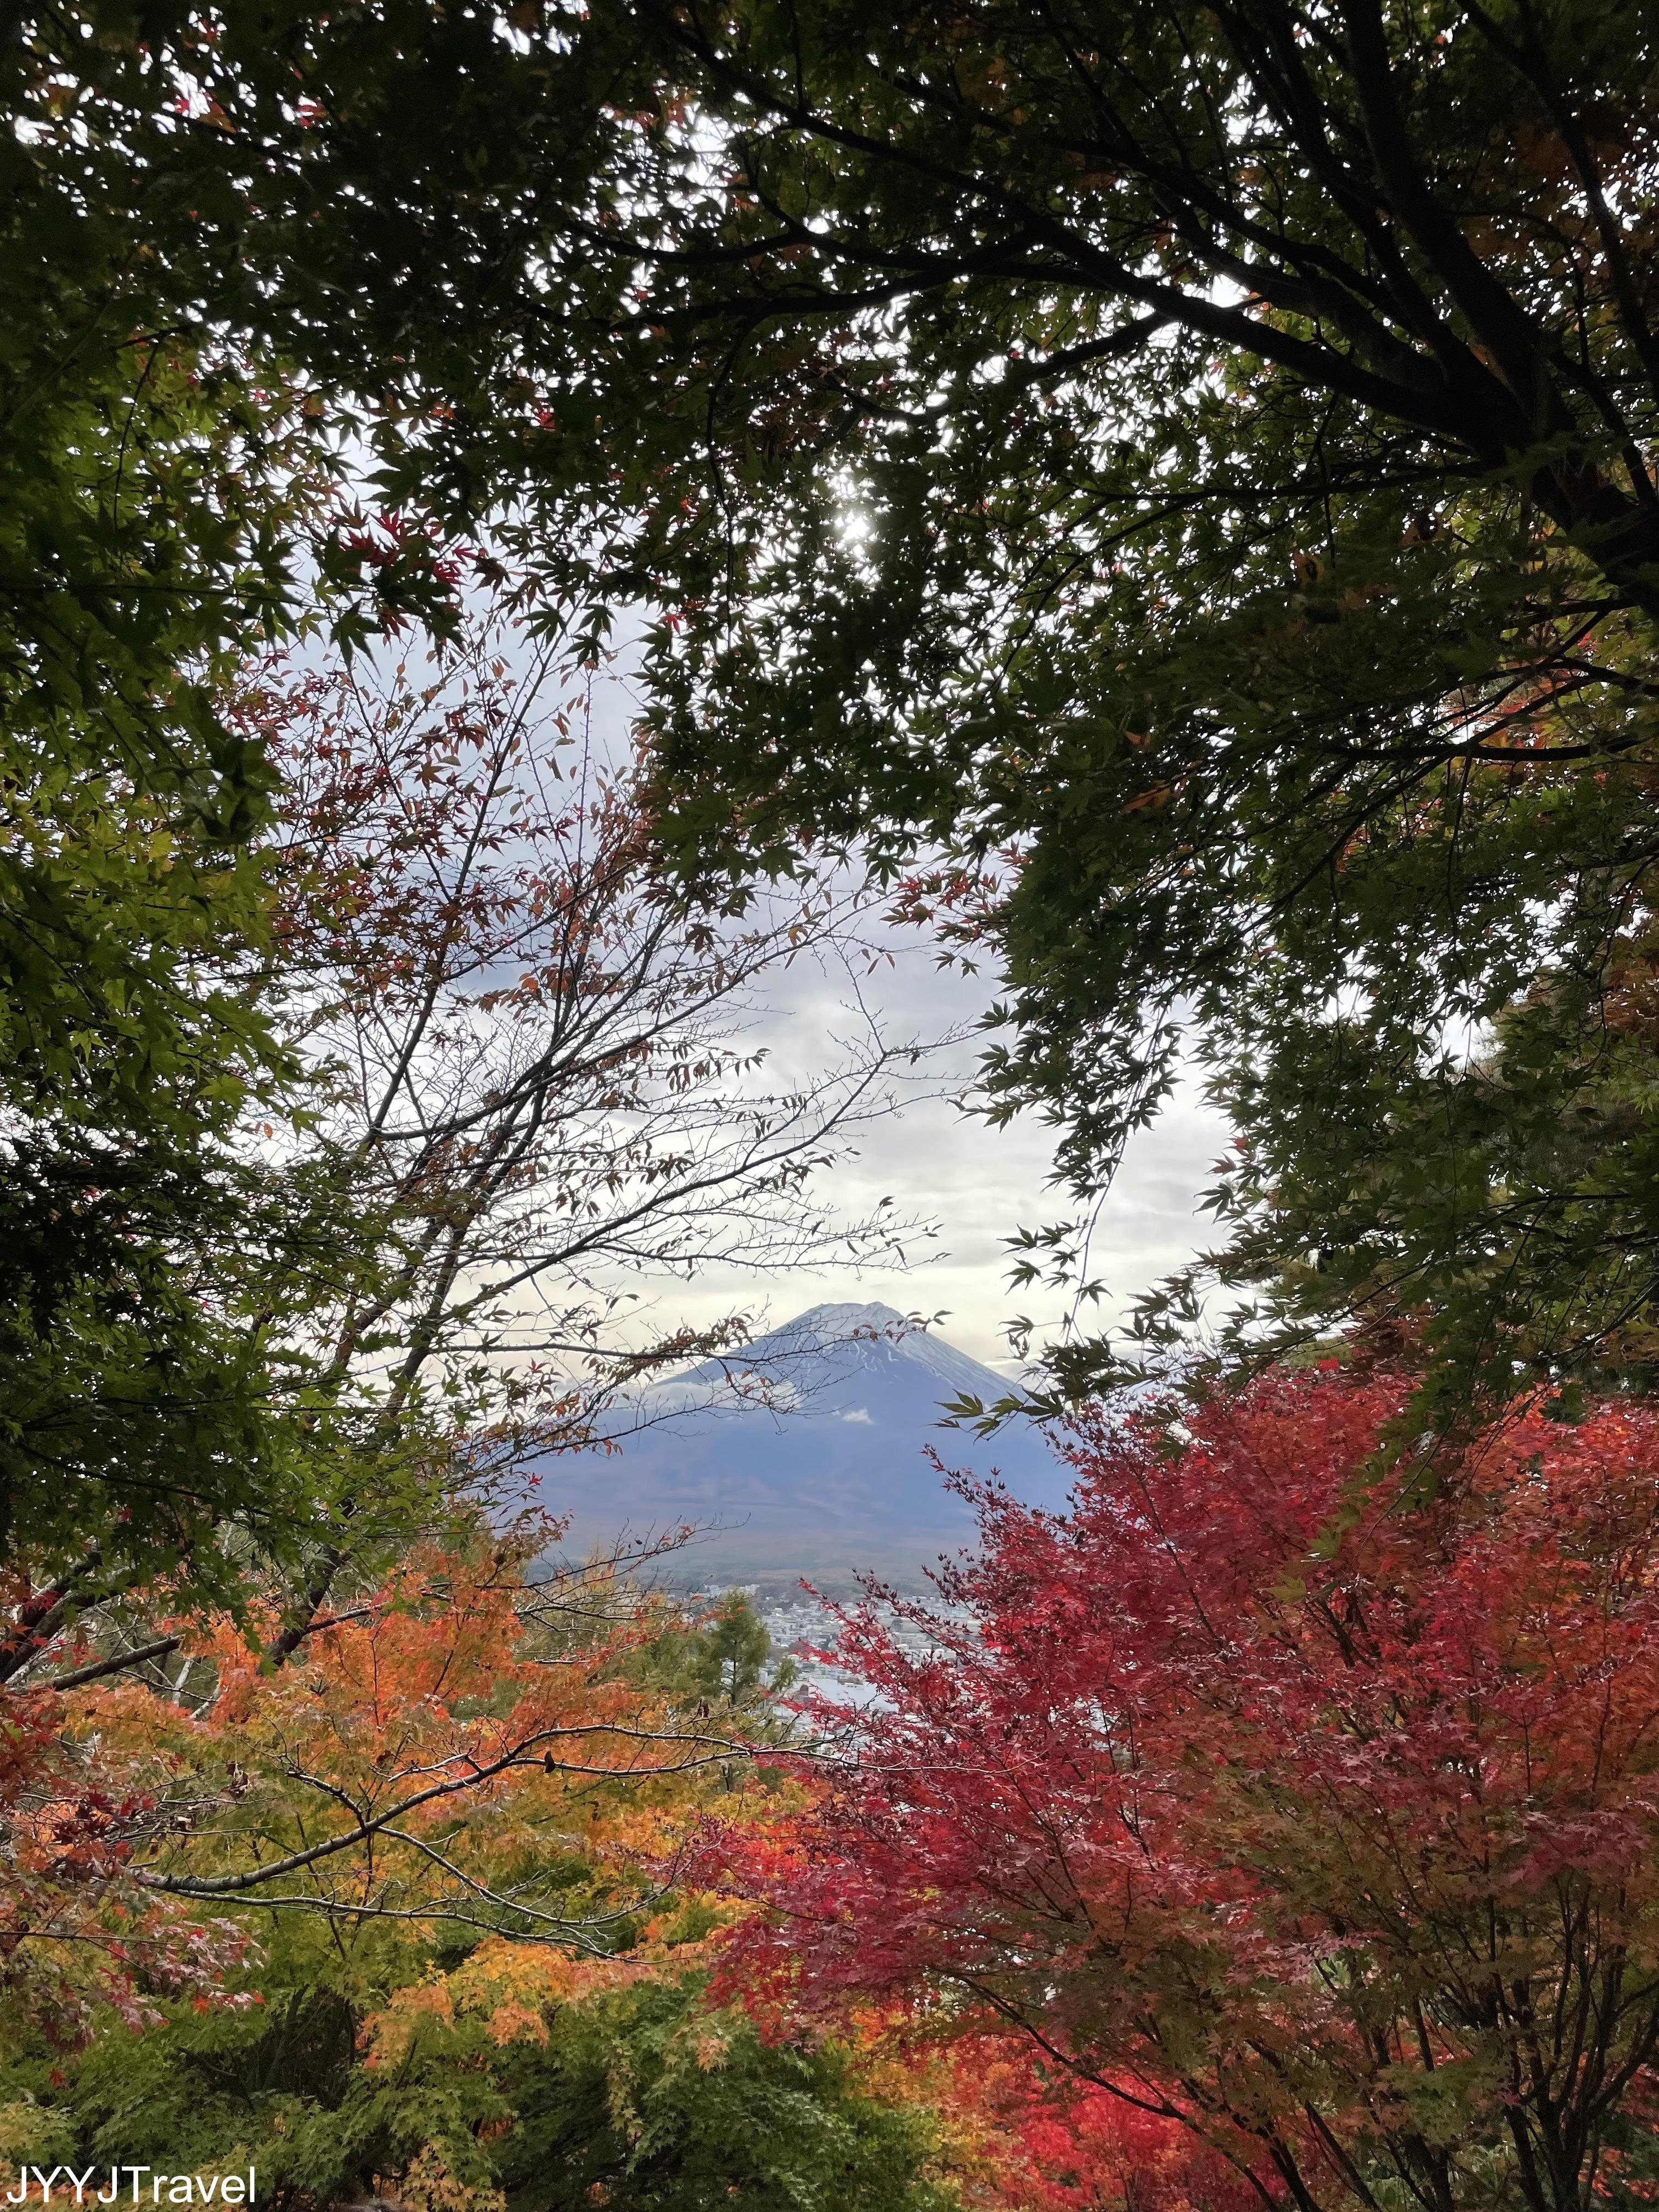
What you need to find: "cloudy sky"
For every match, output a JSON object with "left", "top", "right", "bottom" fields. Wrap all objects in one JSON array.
[
  {"left": 636, "top": 896, "right": 1232, "bottom": 1376},
  {"left": 572, "top": 650, "right": 1232, "bottom": 1378}
]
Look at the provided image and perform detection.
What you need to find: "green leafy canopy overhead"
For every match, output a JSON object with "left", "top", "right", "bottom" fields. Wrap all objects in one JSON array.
[{"left": 426, "top": 0, "right": 1659, "bottom": 1419}]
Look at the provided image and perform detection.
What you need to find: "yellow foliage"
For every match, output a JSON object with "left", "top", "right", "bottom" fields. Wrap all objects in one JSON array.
[{"left": 393, "top": 2146, "right": 506, "bottom": 2212}]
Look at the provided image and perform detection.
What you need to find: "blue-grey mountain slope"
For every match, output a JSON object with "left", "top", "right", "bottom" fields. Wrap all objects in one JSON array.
[{"left": 537, "top": 1302, "right": 1073, "bottom": 1592}]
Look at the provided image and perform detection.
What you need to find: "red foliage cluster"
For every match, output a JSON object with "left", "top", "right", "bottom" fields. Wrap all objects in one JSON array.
[
  {"left": 717, "top": 1362, "right": 1659, "bottom": 2209},
  {"left": 938, "top": 2035, "right": 1259, "bottom": 2212}
]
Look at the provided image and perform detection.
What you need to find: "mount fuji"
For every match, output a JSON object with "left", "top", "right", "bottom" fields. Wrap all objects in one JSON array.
[{"left": 534, "top": 1302, "right": 1075, "bottom": 1592}]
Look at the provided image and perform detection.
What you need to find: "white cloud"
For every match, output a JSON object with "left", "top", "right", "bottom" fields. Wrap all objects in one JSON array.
[
  {"left": 630, "top": 926, "right": 1229, "bottom": 1369},
  {"left": 568, "top": 656, "right": 1232, "bottom": 1371}
]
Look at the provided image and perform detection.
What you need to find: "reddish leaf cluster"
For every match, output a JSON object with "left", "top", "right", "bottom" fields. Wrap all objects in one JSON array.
[
  {"left": 718, "top": 1363, "right": 1659, "bottom": 2209},
  {"left": 945, "top": 2040, "right": 1259, "bottom": 2212}
]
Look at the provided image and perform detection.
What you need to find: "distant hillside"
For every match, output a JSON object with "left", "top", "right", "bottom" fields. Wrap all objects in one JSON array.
[{"left": 534, "top": 1302, "right": 1074, "bottom": 1593}]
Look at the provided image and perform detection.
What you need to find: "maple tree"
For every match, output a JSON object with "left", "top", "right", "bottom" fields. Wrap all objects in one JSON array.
[
  {"left": 0, "top": 1523, "right": 969, "bottom": 2212},
  {"left": 919, "top": 2036, "right": 1261, "bottom": 2212},
  {"left": 3, "top": 16, "right": 340, "bottom": 1571},
  {"left": 230, "top": 587, "right": 930, "bottom": 1655},
  {"left": 717, "top": 1357, "right": 1659, "bottom": 2209},
  {"left": 0, "top": 575, "right": 964, "bottom": 2189},
  {"left": 18, "top": 1965, "right": 961, "bottom": 2212},
  {"left": 25, "top": 9, "right": 1659, "bottom": 2198},
  {"left": 36, "top": 1530, "right": 743, "bottom": 1990},
  {"left": 0, "top": 1525, "right": 642, "bottom": 2040},
  {"left": 0, "top": 582, "right": 930, "bottom": 1667},
  {"left": 0, "top": 1664, "right": 257, "bottom": 2051}
]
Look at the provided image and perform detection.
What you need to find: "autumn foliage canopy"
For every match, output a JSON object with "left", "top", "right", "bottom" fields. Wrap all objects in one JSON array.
[
  {"left": 719, "top": 1360, "right": 1659, "bottom": 2210},
  {"left": 13, "top": 1295, "right": 1659, "bottom": 2207}
]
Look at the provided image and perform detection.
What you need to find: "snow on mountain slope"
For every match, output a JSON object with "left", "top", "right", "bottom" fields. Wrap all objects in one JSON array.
[{"left": 534, "top": 1303, "right": 1074, "bottom": 1592}]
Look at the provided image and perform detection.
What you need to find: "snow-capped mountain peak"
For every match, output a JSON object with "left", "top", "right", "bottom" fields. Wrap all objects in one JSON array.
[
  {"left": 686, "top": 1301, "right": 1010, "bottom": 1401},
  {"left": 542, "top": 1302, "right": 1068, "bottom": 1593}
]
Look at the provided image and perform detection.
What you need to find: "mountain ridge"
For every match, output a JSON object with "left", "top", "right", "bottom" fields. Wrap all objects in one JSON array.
[{"left": 537, "top": 1301, "right": 1072, "bottom": 1593}]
